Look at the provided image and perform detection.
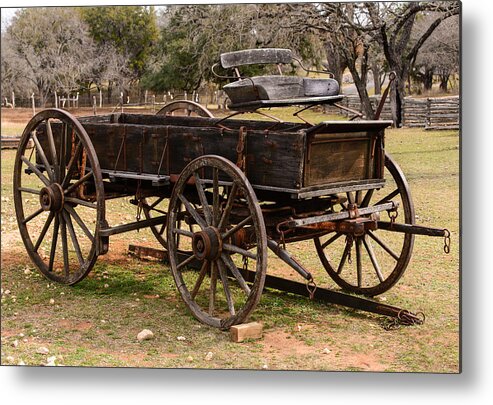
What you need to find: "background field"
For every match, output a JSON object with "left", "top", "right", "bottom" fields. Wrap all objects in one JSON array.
[{"left": 1, "top": 107, "right": 459, "bottom": 372}]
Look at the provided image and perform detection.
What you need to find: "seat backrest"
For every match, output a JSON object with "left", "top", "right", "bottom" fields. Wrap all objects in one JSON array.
[{"left": 220, "top": 48, "right": 292, "bottom": 69}]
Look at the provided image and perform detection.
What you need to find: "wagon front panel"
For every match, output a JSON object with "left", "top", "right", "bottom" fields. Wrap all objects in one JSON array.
[{"left": 302, "top": 121, "right": 391, "bottom": 195}]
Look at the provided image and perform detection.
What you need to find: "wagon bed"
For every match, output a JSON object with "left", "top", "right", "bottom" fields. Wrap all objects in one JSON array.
[{"left": 74, "top": 113, "right": 390, "bottom": 200}]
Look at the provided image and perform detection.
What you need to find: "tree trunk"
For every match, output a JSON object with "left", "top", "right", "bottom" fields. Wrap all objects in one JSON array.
[
  {"left": 325, "top": 41, "right": 346, "bottom": 86},
  {"left": 107, "top": 80, "right": 113, "bottom": 104},
  {"left": 348, "top": 63, "right": 374, "bottom": 119},
  {"left": 440, "top": 74, "right": 449, "bottom": 92},
  {"left": 423, "top": 67, "right": 434, "bottom": 90},
  {"left": 371, "top": 60, "right": 381, "bottom": 95}
]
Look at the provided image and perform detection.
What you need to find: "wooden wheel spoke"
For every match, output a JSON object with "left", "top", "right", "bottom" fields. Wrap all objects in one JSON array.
[
  {"left": 150, "top": 197, "right": 165, "bottom": 209},
  {"left": 218, "top": 182, "right": 239, "bottom": 231},
  {"left": 217, "top": 259, "right": 235, "bottom": 316},
  {"left": 362, "top": 235, "right": 385, "bottom": 282},
  {"left": 355, "top": 190, "right": 363, "bottom": 205},
  {"left": 173, "top": 228, "right": 193, "bottom": 238},
  {"left": 18, "top": 187, "right": 41, "bottom": 195},
  {"left": 221, "top": 215, "right": 252, "bottom": 240},
  {"left": 31, "top": 132, "right": 55, "bottom": 182},
  {"left": 60, "top": 214, "right": 70, "bottom": 277},
  {"left": 191, "top": 260, "right": 209, "bottom": 299},
  {"left": 374, "top": 188, "right": 399, "bottom": 207},
  {"left": 178, "top": 194, "right": 207, "bottom": 229},
  {"left": 48, "top": 215, "right": 60, "bottom": 272},
  {"left": 21, "top": 156, "right": 51, "bottom": 187},
  {"left": 193, "top": 172, "right": 213, "bottom": 225},
  {"left": 176, "top": 254, "right": 196, "bottom": 271},
  {"left": 367, "top": 230, "right": 399, "bottom": 261},
  {"left": 64, "top": 197, "right": 98, "bottom": 210},
  {"left": 346, "top": 191, "right": 355, "bottom": 205},
  {"left": 321, "top": 232, "right": 342, "bottom": 250},
  {"left": 360, "top": 189, "right": 374, "bottom": 208},
  {"left": 22, "top": 207, "right": 44, "bottom": 224},
  {"left": 158, "top": 222, "right": 166, "bottom": 236},
  {"left": 64, "top": 205, "right": 94, "bottom": 243},
  {"left": 220, "top": 253, "right": 251, "bottom": 295},
  {"left": 61, "top": 141, "right": 83, "bottom": 189},
  {"left": 58, "top": 123, "right": 68, "bottom": 183},
  {"left": 64, "top": 171, "right": 94, "bottom": 195},
  {"left": 46, "top": 119, "right": 58, "bottom": 168},
  {"left": 148, "top": 206, "right": 167, "bottom": 216},
  {"left": 212, "top": 167, "right": 219, "bottom": 226},
  {"left": 355, "top": 238, "right": 362, "bottom": 288},
  {"left": 34, "top": 212, "right": 55, "bottom": 252},
  {"left": 222, "top": 243, "right": 257, "bottom": 260},
  {"left": 337, "top": 239, "right": 352, "bottom": 275},
  {"left": 209, "top": 262, "right": 218, "bottom": 315},
  {"left": 63, "top": 210, "right": 84, "bottom": 267}
]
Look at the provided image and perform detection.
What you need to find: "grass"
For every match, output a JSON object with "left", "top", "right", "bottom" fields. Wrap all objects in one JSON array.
[{"left": 0, "top": 107, "right": 459, "bottom": 372}]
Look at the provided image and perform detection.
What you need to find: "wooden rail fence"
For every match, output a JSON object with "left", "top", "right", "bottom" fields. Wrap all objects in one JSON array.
[{"left": 324, "top": 95, "right": 459, "bottom": 130}]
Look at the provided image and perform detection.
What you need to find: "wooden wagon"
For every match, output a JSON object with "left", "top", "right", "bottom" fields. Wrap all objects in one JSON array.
[{"left": 13, "top": 49, "right": 449, "bottom": 329}]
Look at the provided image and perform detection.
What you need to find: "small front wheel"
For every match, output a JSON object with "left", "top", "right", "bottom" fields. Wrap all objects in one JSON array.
[{"left": 167, "top": 155, "right": 267, "bottom": 329}]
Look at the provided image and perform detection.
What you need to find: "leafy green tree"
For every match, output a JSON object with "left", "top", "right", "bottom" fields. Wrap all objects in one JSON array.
[
  {"left": 81, "top": 6, "right": 158, "bottom": 81},
  {"left": 142, "top": 4, "right": 326, "bottom": 93}
]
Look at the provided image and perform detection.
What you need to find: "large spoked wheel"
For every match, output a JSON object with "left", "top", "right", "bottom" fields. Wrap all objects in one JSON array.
[
  {"left": 156, "top": 100, "right": 214, "bottom": 118},
  {"left": 314, "top": 154, "right": 415, "bottom": 296},
  {"left": 167, "top": 155, "right": 267, "bottom": 329},
  {"left": 13, "top": 109, "right": 105, "bottom": 284}
]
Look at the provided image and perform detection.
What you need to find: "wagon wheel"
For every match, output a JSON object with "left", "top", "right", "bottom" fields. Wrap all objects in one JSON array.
[
  {"left": 156, "top": 100, "right": 214, "bottom": 118},
  {"left": 314, "top": 154, "right": 415, "bottom": 296},
  {"left": 13, "top": 108, "right": 105, "bottom": 285},
  {"left": 167, "top": 155, "right": 267, "bottom": 329}
]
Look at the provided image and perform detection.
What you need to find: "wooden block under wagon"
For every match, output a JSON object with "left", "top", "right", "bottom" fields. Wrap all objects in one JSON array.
[{"left": 230, "top": 322, "right": 263, "bottom": 343}]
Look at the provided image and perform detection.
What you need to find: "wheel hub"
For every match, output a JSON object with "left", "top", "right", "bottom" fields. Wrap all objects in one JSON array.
[
  {"left": 39, "top": 183, "right": 64, "bottom": 212},
  {"left": 192, "top": 227, "right": 222, "bottom": 261}
]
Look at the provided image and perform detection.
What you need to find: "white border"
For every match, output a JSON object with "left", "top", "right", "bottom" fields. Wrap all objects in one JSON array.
[{"left": 1, "top": 1, "right": 491, "bottom": 404}]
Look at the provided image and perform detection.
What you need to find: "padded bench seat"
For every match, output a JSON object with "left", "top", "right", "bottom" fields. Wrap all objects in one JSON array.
[{"left": 223, "top": 75, "right": 341, "bottom": 111}]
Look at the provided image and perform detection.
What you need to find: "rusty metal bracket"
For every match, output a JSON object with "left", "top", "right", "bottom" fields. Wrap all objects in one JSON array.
[{"left": 235, "top": 126, "right": 247, "bottom": 172}]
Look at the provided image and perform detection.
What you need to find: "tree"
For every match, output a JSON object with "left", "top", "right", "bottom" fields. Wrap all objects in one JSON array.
[
  {"left": 142, "top": 4, "right": 261, "bottom": 93},
  {"left": 369, "top": 1, "right": 460, "bottom": 125},
  {"left": 4, "top": 7, "right": 95, "bottom": 107},
  {"left": 81, "top": 6, "right": 158, "bottom": 82},
  {"left": 261, "top": 2, "right": 460, "bottom": 123},
  {"left": 142, "top": 4, "right": 328, "bottom": 94},
  {"left": 413, "top": 15, "right": 459, "bottom": 93},
  {"left": 1, "top": 32, "right": 32, "bottom": 100}
]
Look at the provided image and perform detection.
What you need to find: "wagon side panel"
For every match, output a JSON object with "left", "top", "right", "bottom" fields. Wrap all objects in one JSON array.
[
  {"left": 245, "top": 131, "right": 305, "bottom": 190},
  {"left": 303, "top": 127, "right": 386, "bottom": 188}
]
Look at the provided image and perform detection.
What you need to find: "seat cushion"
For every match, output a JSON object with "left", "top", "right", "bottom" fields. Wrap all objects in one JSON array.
[
  {"left": 303, "top": 78, "right": 340, "bottom": 97},
  {"left": 223, "top": 75, "right": 341, "bottom": 108},
  {"left": 223, "top": 76, "right": 304, "bottom": 104}
]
